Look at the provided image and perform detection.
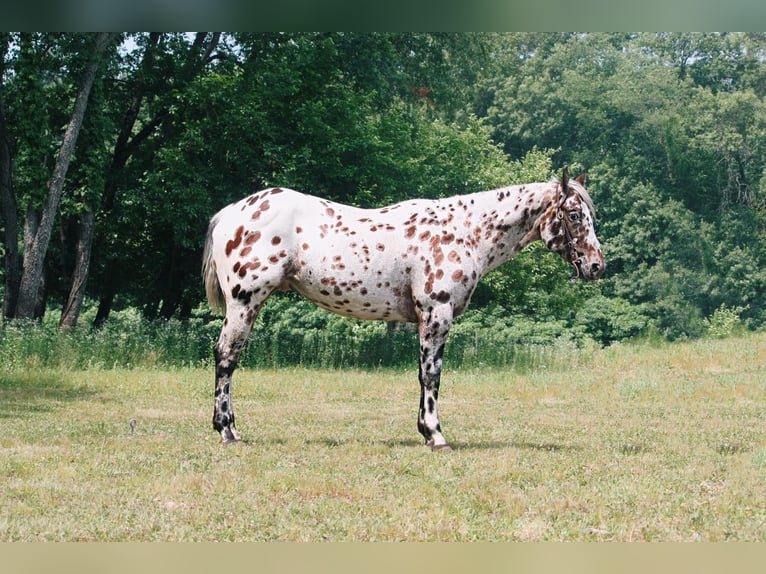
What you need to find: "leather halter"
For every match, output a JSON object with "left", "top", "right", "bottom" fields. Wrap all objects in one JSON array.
[{"left": 555, "top": 181, "right": 584, "bottom": 278}]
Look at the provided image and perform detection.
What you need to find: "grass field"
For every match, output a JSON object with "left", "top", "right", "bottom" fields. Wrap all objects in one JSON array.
[{"left": 2, "top": 333, "right": 766, "bottom": 541}]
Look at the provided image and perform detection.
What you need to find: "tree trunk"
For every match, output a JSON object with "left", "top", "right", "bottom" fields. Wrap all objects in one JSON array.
[
  {"left": 71, "top": 34, "right": 164, "bottom": 330},
  {"left": 14, "top": 32, "right": 114, "bottom": 320},
  {"left": 0, "top": 33, "right": 19, "bottom": 321},
  {"left": 59, "top": 208, "right": 95, "bottom": 328},
  {"left": 0, "top": 117, "right": 17, "bottom": 320},
  {"left": 158, "top": 246, "right": 181, "bottom": 319},
  {"left": 63, "top": 34, "right": 165, "bottom": 329},
  {"left": 93, "top": 288, "right": 114, "bottom": 328}
]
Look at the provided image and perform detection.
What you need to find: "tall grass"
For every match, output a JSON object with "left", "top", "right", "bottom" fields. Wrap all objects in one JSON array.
[
  {"left": 0, "top": 296, "right": 750, "bottom": 372},
  {"left": 0, "top": 310, "right": 218, "bottom": 370},
  {"left": 0, "top": 304, "right": 598, "bottom": 372}
]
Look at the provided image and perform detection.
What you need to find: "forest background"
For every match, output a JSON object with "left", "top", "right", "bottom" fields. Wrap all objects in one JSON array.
[{"left": 2, "top": 32, "right": 766, "bottom": 369}]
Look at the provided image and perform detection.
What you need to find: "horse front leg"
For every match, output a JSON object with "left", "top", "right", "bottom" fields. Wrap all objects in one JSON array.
[{"left": 416, "top": 303, "right": 453, "bottom": 451}]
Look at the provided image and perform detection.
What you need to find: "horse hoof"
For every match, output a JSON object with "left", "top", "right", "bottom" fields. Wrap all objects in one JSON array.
[
  {"left": 425, "top": 437, "right": 451, "bottom": 452},
  {"left": 221, "top": 428, "right": 242, "bottom": 446}
]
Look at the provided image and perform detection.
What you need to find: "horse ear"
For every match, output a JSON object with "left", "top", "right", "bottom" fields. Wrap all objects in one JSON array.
[
  {"left": 575, "top": 170, "right": 587, "bottom": 186},
  {"left": 560, "top": 166, "right": 571, "bottom": 205}
]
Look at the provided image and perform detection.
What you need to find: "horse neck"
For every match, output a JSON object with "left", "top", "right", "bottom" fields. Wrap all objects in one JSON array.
[{"left": 468, "top": 182, "right": 556, "bottom": 276}]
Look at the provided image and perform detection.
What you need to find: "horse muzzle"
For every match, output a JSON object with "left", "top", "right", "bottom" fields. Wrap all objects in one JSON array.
[{"left": 572, "top": 254, "right": 605, "bottom": 281}]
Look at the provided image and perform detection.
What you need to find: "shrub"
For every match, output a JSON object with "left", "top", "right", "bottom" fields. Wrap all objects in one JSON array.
[{"left": 705, "top": 303, "right": 747, "bottom": 339}]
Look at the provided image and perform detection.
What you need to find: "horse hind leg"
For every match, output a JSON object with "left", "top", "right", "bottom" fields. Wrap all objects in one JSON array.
[
  {"left": 416, "top": 303, "right": 453, "bottom": 451},
  {"left": 212, "top": 291, "right": 266, "bottom": 444}
]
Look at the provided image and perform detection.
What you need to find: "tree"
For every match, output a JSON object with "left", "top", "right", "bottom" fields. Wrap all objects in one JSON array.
[
  {"left": 60, "top": 33, "right": 158, "bottom": 327},
  {"left": 483, "top": 32, "right": 766, "bottom": 338},
  {"left": 2, "top": 33, "right": 115, "bottom": 321},
  {"left": 74, "top": 33, "right": 224, "bottom": 327},
  {"left": 4, "top": 32, "right": 766, "bottom": 345}
]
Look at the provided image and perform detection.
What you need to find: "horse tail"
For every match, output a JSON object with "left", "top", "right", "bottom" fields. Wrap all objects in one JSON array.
[{"left": 202, "top": 212, "right": 225, "bottom": 313}]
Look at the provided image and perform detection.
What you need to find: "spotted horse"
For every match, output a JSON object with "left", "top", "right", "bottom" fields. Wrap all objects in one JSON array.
[{"left": 202, "top": 167, "right": 604, "bottom": 449}]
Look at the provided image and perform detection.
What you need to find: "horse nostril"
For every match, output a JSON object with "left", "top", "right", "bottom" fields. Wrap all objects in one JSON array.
[{"left": 591, "top": 262, "right": 602, "bottom": 276}]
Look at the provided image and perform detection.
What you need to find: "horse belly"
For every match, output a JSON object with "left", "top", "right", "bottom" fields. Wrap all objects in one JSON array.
[{"left": 288, "top": 262, "right": 416, "bottom": 323}]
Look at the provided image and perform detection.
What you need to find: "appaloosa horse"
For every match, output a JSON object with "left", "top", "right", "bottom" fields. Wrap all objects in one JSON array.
[{"left": 202, "top": 167, "right": 604, "bottom": 449}]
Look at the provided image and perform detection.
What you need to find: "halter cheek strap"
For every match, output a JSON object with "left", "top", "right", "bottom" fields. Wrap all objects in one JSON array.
[{"left": 556, "top": 180, "right": 583, "bottom": 277}]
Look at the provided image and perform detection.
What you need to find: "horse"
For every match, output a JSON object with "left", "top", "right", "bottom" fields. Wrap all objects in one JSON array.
[{"left": 202, "top": 167, "right": 604, "bottom": 450}]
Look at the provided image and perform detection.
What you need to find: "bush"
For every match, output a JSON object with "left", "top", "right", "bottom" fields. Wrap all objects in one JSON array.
[
  {"left": 574, "top": 295, "right": 648, "bottom": 345},
  {"left": 0, "top": 290, "right": 756, "bottom": 373},
  {"left": 0, "top": 297, "right": 597, "bottom": 371},
  {"left": 705, "top": 303, "right": 747, "bottom": 339}
]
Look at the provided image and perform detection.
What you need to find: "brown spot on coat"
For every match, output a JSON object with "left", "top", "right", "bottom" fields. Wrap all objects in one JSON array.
[
  {"left": 226, "top": 226, "right": 244, "bottom": 256},
  {"left": 238, "top": 260, "right": 261, "bottom": 278},
  {"left": 433, "top": 290, "right": 451, "bottom": 303}
]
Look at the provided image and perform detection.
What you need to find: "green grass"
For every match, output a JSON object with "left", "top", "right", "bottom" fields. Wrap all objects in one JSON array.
[{"left": 2, "top": 333, "right": 766, "bottom": 540}]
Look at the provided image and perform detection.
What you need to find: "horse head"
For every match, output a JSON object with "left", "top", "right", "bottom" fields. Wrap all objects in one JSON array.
[{"left": 539, "top": 167, "right": 604, "bottom": 280}]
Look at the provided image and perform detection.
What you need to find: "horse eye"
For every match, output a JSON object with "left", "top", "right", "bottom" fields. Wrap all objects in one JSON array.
[{"left": 569, "top": 211, "right": 581, "bottom": 223}]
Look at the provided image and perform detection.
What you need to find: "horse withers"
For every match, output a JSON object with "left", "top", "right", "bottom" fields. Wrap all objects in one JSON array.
[{"left": 202, "top": 167, "right": 604, "bottom": 449}]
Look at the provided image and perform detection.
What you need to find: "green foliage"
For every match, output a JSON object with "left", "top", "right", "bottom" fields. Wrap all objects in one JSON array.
[
  {"left": 0, "top": 294, "right": 601, "bottom": 371},
  {"left": 0, "top": 308, "right": 217, "bottom": 370},
  {"left": 574, "top": 295, "right": 648, "bottom": 345},
  {"left": 705, "top": 303, "right": 747, "bottom": 339},
  {"left": 485, "top": 32, "right": 766, "bottom": 342},
  {"left": 3, "top": 33, "right": 766, "bottom": 349}
]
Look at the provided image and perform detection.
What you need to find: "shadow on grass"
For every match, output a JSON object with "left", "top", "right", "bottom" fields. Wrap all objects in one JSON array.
[
  {"left": 0, "top": 372, "right": 99, "bottom": 419},
  {"left": 300, "top": 436, "right": 583, "bottom": 452},
  {"left": 299, "top": 437, "right": 423, "bottom": 449},
  {"left": 434, "top": 440, "right": 583, "bottom": 452}
]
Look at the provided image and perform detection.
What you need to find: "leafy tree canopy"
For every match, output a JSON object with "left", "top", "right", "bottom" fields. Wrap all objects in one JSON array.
[{"left": 2, "top": 32, "right": 766, "bottom": 344}]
